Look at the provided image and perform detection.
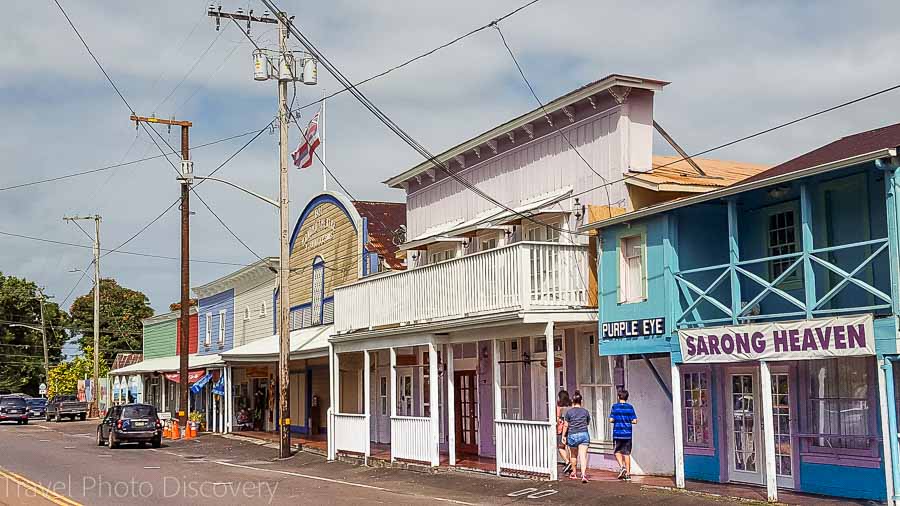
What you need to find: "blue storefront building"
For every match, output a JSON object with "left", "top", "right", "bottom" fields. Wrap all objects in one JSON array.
[{"left": 583, "top": 123, "right": 900, "bottom": 503}]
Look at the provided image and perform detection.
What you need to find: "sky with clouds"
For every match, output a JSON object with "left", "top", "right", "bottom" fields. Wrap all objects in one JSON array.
[{"left": 3, "top": 0, "right": 900, "bottom": 346}]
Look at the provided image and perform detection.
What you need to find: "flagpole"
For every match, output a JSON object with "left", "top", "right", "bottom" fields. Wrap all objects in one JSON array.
[{"left": 321, "top": 88, "right": 327, "bottom": 192}]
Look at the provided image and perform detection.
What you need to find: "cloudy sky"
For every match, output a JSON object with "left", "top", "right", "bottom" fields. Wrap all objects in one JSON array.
[{"left": 3, "top": 0, "right": 900, "bottom": 335}]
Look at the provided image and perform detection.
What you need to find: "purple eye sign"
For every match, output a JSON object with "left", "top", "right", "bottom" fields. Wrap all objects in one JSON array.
[{"left": 678, "top": 315, "right": 874, "bottom": 363}]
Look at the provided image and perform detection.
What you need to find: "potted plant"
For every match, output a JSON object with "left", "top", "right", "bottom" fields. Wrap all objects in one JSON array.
[{"left": 188, "top": 411, "right": 205, "bottom": 433}]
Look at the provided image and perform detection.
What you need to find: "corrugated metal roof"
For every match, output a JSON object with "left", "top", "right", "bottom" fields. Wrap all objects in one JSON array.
[
  {"left": 111, "top": 353, "right": 143, "bottom": 371},
  {"left": 625, "top": 156, "right": 770, "bottom": 191},
  {"left": 742, "top": 122, "right": 900, "bottom": 184},
  {"left": 352, "top": 201, "right": 406, "bottom": 270}
]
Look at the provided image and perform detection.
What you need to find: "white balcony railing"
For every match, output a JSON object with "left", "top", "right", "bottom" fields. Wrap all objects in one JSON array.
[
  {"left": 335, "top": 242, "right": 589, "bottom": 333},
  {"left": 495, "top": 419, "right": 554, "bottom": 475},
  {"left": 332, "top": 413, "right": 368, "bottom": 455},
  {"left": 390, "top": 416, "right": 432, "bottom": 463}
]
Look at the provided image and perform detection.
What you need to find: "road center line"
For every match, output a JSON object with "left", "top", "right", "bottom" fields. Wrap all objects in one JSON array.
[
  {"left": 0, "top": 467, "right": 83, "bottom": 506},
  {"left": 213, "top": 461, "right": 477, "bottom": 505}
]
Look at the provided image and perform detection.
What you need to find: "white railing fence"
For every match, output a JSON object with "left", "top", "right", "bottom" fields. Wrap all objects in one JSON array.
[
  {"left": 332, "top": 413, "right": 369, "bottom": 455},
  {"left": 335, "top": 242, "right": 588, "bottom": 333},
  {"left": 495, "top": 420, "right": 554, "bottom": 475},
  {"left": 391, "top": 416, "right": 433, "bottom": 463}
]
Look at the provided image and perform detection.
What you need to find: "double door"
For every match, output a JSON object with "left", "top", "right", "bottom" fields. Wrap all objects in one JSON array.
[{"left": 726, "top": 367, "right": 795, "bottom": 489}]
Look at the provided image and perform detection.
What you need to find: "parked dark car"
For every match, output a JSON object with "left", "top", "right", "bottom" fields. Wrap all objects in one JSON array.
[
  {"left": 97, "top": 404, "right": 162, "bottom": 449},
  {"left": 0, "top": 396, "right": 30, "bottom": 425},
  {"left": 46, "top": 395, "right": 88, "bottom": 422},
  {"left": 27, "top": 398, "right": 47, "bottom": 419}
]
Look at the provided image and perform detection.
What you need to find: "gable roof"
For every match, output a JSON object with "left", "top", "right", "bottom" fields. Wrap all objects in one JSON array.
[
  {"left": 742, "top": 122, "right": 900, "bottom": 184},
  {"left": 352, "top": 201, "right": 406, "bottom": 270},
  {"left": 111, "top": 352, "right": 143, "bottom": 371},
  {"left": 626, "top": 156, "right": 770, "bottom": 192}
]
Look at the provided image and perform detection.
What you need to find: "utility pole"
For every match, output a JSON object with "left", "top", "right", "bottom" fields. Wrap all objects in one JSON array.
[
  {"left": 208, "top": 4, "right": 317, "bottom": 459},
  {"left": 37, "top": 288, "right": 49, "bottom": 383},
  {"left": 130, "top": 115, "right": 193, "bottom": 428},
  {"left": 64, "top": 214, "right": 101, "bottom": 417}
]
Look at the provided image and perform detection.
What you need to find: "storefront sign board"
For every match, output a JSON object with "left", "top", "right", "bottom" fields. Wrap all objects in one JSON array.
[{"left": 678, "top": 314, "right": 874, "bottom": 363}]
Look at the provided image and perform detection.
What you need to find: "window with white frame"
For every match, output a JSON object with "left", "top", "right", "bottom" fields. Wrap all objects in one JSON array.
[
  {"left": 806, "top": 357, "right": 873, "bottom": 451},
  {"left": 311, "top": 258, "right": 325, "bottom": 326},
  {"left": 682, "top": 370, "right": 712, "bottom": 447},
  {"left": 767, "top": 209, "right": 800, "bottom": 283},
  {"left": 525, "top": 220, "right": 562, "bottom": 242},
  {"left": 619, "top": 234, "right": 645, "bottom": 303},
  {"left": 576, "top": 333, "right": 618, "bottom": 443},
  {"left": 429, "top": 247, "right": 456, "bottom": 265},
  {"left": 498, "top": 339, "right": 522, "bottom": 420},
  {"left": 481, "top": 237, "right": 497, "bottom": 251},
  {"left": 204, "top": 314, "right": 212, "bottom": 346},
  {"left": 218, "top": 311, "right": 226, "bottom": 345}
]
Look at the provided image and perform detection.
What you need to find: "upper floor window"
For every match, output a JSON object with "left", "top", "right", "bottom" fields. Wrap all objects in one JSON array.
[
  {"left": 481, "top": 237, "right": 497, "bottom": 251},
  {"left": 217, "top": 311, "right": 226, "bottom": 345},
  {"left": 618, "top": 234, "right": 645, "bottom": 303},
  {"left": 525, "top": 220, "right": 562, "bottom": 242},
  {"left": 767, "top": 209, "right": 799, "bottom": 282},
  {"left": 429, "top": 248, "right": 456, "bottom": 265},
  {"left": 311, "top": 257, "right": 325, "bottom": 326},
  {"left": 204, "top": 313, "right": 212, "bottom": 346}
]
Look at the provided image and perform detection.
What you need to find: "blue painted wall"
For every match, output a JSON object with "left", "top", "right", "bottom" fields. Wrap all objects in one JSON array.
[
  {"left": 798, "top": 462, "right": 885, "bottom": 501},
  {"left": 197, "top": 288, "right": 234, "bottom": 355}
]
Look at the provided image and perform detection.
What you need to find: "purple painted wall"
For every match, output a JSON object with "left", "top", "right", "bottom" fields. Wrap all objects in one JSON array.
[
  {"left": 565, "top": 330, "right": 577, "bottom": 392},
  {"left": 477, "top": 340, "right": 495, "bottom": 457}
]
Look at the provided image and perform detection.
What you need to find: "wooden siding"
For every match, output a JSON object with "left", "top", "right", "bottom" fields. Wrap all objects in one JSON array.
[
  {"left": 197, "top": 289, "right": 234, "bottom": 355},
  {"left": 405, "top": 96, "right": 644, "bottom": 239},
  {"left": 288, "top": 201, "right": 359, "bottom": 310},
  {"left": 234, "top": 277, "right": 276, "bottom": 347},
  {"left": 175, "top": 313, "right": 198, "bottom": 355},
  {"left": 143, "top": 319, "right": 176, "bottom": 359}
]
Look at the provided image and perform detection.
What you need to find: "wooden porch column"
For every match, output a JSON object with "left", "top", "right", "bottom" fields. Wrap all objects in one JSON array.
[
  {"left": 878, "top": 358, "right": 898, "bottom": 506},
  {"left": 800, "top": 182, "right": 816, "bottom": 319},
  {"left": 492, "top": 339, "right": 502, "bottom": 476},
  {"left": 727, "top": 198, "right": 741, "bottom": 324},
  {"left": 446, "top": 343, "right": 456, "bottom": 466},
  {"left": 544, "top": 322, "right": 558, "bottom": 480},
  {"left": 363, "top": 350, "right": 371, "bottom": 463},
  {"left": 429, "top": 342, "right": 440, "bottom": 467},
  {"left": 671, "top": 362, "right": 685, "bottom": 488},
  {"left": 327, "top": 343, "right": 335, "bottom": 460},
  {"left": 224, "top": 366, "right": 232, "bottom": 433},
  {"left": 389, "top": 347, "right": 397, "bottom": 463},
  {"left": 759, "top": 361, "right": 778, "bottom": 503}
]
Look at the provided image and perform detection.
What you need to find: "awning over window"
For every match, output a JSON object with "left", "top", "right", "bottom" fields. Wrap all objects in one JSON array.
[{"left": 221, "top": 325, "right": 334, "bottom": 362}]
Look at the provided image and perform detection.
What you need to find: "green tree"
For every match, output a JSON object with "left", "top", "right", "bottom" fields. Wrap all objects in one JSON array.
[
  {"left": 0, "top": 272, "right": 70, "bottom": 395},
  {"left": 70, "top": 278, "right": 153, "bottom": 366},
  {"left": 46, "top": 346, "right": 109, "bottom": 398}
]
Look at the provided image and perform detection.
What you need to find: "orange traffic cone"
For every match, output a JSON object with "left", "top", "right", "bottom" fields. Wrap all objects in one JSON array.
[{"left": 171, "top": 420, "right": 180, "bottom": 439}]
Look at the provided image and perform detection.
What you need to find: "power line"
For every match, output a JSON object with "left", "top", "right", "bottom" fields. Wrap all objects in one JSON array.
[
  {"left": 492, "top": 23, "right": 613, "bottom": 211},
  {"left": 60, "top": 258, "right": 94, "bottom": 308},
  {"left": 153, "top": 22, "right": 231, "bottom": 112}
]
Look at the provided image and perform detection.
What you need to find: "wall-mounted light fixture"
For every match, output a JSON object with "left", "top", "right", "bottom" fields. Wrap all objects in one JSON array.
[{"left": 573, "top": 197, "right": 586, "bottom": 221}]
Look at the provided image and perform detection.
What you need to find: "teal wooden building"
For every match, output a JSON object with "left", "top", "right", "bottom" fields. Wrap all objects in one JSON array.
[{"left": 583, "top": 123, "right": 900, "bottom": 503}]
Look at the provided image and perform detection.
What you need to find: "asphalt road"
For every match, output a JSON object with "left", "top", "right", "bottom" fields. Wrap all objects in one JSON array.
[{"left": 0, "top": 419, "right": 744, "bottom": 505}]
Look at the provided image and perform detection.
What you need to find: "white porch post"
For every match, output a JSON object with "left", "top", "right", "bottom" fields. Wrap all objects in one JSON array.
[
  {"left": 671, "top": 362, "right": 685, "bottom": 488},
  {"left": 389, "top": 347, "right": 397, "bottom": 463},
  {"left": 446, "top": 343, "right": 456, "bottom": 466},
  {"left": 429, "top": 342, "right": 440, "bottom": 467},
  {"left": 492, "top": 339, "right": 502, "bottom": 476},
  {"left": 363, "top": 350, "right": 371, "bottom": 464},
  {"left": 327, "top": 343, "right": 335, "bottom": 460},
  {"left": 544, "top": 322, "right": 557, "bottom": 480},
  {"left": 878, "top": 358, "right": 896, "bottom": 506},
  {"left": 225, "top": 366, "right": 232, "bottom": 433},
  {"left": 759, "top": 361, "right": 778, "bottom": 503}
]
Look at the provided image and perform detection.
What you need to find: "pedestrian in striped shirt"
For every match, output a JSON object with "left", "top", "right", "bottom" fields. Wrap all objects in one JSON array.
[{"left": 608, "top": 389, "right": 638, "bottom": 481}]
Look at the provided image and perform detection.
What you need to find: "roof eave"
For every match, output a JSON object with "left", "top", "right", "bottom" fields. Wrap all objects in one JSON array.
[
  {"left": 581, "top": 148, "right": 897, "bottom": 232},
  {"left": 385, "top": 75, "right": 669, "bottom": 188}
]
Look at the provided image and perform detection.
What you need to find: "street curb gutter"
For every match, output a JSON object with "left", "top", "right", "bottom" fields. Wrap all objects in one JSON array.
[{"left": 641, "top": 484, "right": 775, "bottom": 505}]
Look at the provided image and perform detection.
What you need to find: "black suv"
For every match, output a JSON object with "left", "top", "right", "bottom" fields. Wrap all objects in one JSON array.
[
  {"left": 96, "top": 404, "right": 162, "bottom": 448},
  {"left": 0, "top": 396, "right": 29, "bottom": 424}
]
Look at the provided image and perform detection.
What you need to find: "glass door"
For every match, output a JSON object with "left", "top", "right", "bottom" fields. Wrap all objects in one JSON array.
[
  {"left": 397, "top": 372, "right": 414, "bottom": 416},
  {"left": 770, "top": 370, "right": 795, "bottom": 489},
  {"left": 727, "top": 372, "right": 763, "bottom": 485}
]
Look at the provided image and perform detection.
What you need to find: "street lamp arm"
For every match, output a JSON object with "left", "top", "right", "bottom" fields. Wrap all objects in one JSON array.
[
  {"left": 190, "top": 177, "right": 280, "bottom": 208},
  {"left": 6, "top": 323, "right": 42, "bottom": 332}
]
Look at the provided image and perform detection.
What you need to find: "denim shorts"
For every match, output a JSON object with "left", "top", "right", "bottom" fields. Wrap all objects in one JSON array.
[{"left": 567, "top": 431, "right": 590, "bottom": 448}]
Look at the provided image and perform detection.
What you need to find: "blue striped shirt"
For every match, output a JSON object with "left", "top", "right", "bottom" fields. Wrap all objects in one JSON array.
[{"left": 609, "top": 402, "right": 637, "bottom": 439}]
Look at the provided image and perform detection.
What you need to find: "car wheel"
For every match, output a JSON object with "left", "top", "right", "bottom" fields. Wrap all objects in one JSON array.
[
  {"left": 16, "top": 421, "right": 21, "bottom": 425},
  {"left": 108, "top": 432, "right": 117, "bottom": 449},
  {"left": 22, "top": 419, "right": 28, "bottom": 425},
  {"left": 151, "top": 437, "right": 161, "bottom": 449},
  {"left": 45, "top": 414, "right": 51, "bottom": 422},
  {"left": 97, "top": 429, "right": 105, "bottom": 446},
  {"left": 79, "top": 414, "right": 86, "bottom": 421},
  {"left": 55, "top": 413, "right": 61, "bottom": 423}
]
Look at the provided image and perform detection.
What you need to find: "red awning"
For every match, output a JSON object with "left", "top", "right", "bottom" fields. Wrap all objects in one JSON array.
[{"left": 164, "top": 370, "right": 206, "bottom": 384}]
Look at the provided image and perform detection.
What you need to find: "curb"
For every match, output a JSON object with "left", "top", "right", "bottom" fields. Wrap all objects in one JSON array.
[{"left": 641, "top": 484, "right": 775, "bottom": 505}]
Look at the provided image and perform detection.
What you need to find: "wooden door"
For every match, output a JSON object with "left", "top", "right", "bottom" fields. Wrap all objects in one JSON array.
[{"left": 454, "top": 371, "right": 478, "bottom": 455}]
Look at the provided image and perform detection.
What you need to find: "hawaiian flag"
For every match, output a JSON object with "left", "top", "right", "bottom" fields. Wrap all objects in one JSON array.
[{"left": 291, "top": 112, "right": 321, "bottom": 169}]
